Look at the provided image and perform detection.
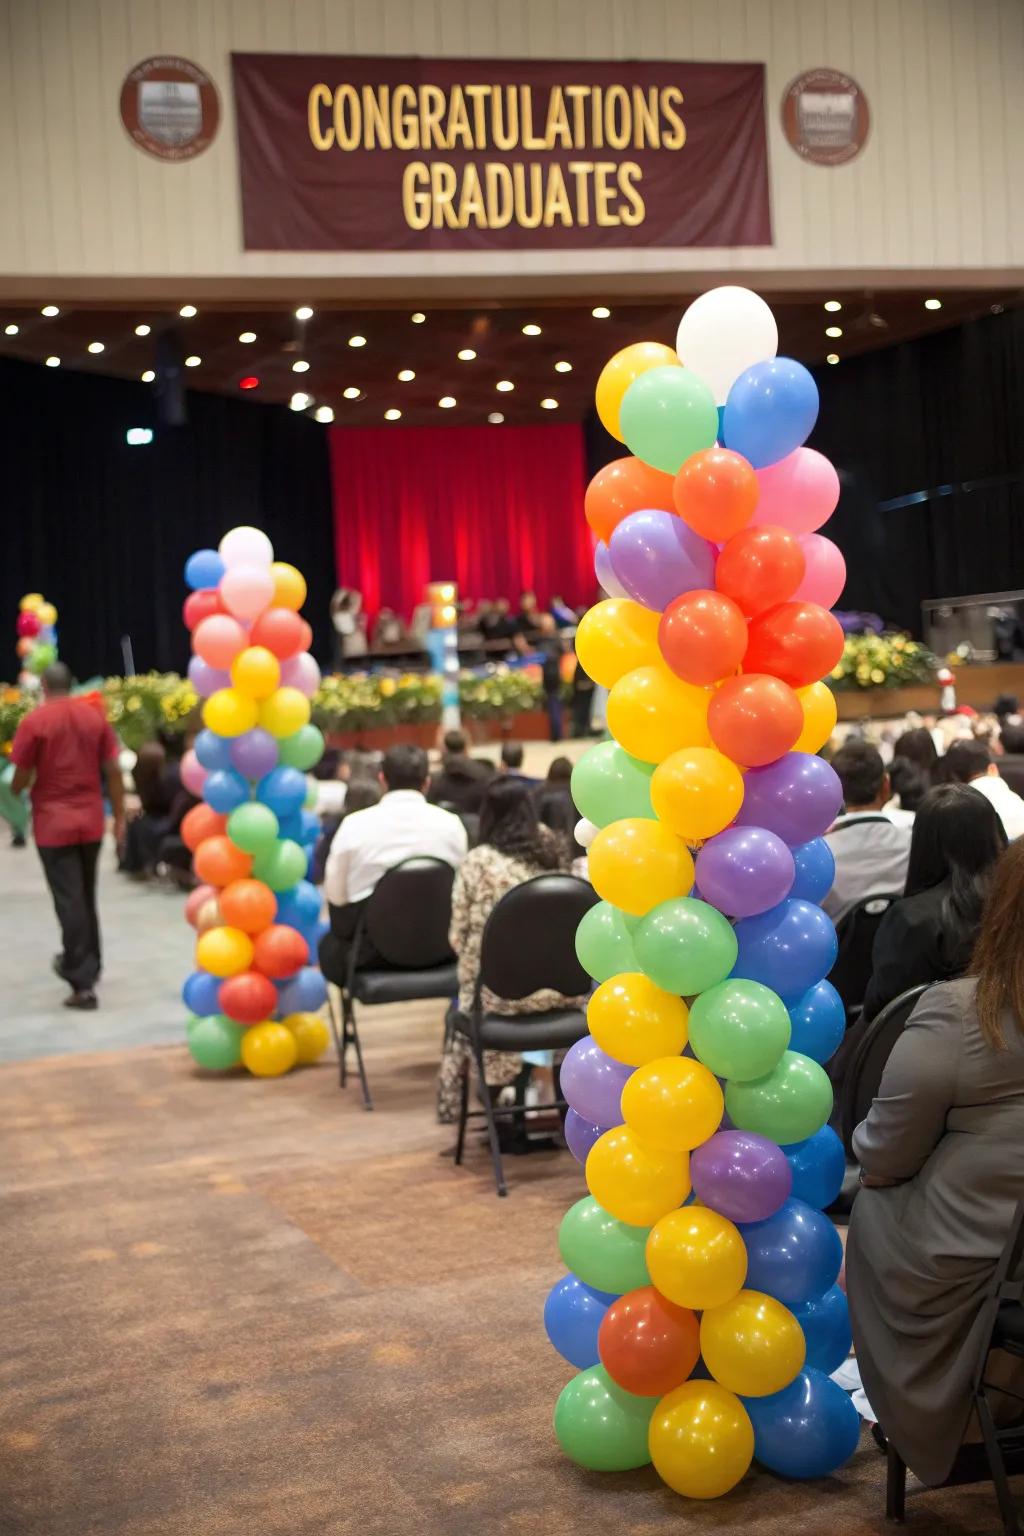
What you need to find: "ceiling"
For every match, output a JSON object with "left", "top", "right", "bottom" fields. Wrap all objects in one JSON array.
[{"left": 0, "top": 287, "right": 1019, "bottom": 427}]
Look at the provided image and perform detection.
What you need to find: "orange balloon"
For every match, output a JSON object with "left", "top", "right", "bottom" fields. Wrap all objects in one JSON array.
[
  {"left": 716, "top": 525, "right": 806, "bottom": 618},
  {"left": 708, "top": 674, "right": 804, "bottom": 768},
  {"left": 658, "top": 590, "right": 748, "bottom": 687},
  {"left": 744, "top": 602, "right": 846, "bottom": 690},
  {"left": 599, "top": 1285, "right": 700, "bottom": 1398},
  {"left": 673, "top": 448, "right": 759, "bottom": 543},
  {"left": 193, "top": 834, "right": 254, "bottom": 888},
  {"left": 181, "top": 803, "right": 228, "bottom": 853},
  {"left": 249, "top": 607, "right": 307, "bottom": 660},
  {"left": 251, "top": 924, "right": 309, "bottom": 979},
  {"left": 219, "top": 878, "right": 277, "bottom": 935},
  {"left": 16, "top": 637, "right": 32, "bottom": 658},
  {"left": 584, "top": 456, "right": 676, "bottom": 546}
]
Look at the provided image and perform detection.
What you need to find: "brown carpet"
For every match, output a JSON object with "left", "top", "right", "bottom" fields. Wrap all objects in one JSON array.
[{"left": 0, "top": 1000, "right": 1017, "bottom": 1535}]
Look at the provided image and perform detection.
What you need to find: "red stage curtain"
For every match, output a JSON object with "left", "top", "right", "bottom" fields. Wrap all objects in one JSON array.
[{"left": 328, "top": 423, "right": 592, "bottom": 617}]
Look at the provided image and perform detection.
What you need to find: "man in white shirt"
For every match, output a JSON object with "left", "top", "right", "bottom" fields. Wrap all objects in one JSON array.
[
  {"left": 944, "top": 739, "right": 1024, "bottom": 841},
  {"left": 823, "top": 741, "right": 913, "bottom": 921}
]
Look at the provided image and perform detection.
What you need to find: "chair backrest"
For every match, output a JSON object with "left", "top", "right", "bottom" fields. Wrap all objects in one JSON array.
[
  {"left": 476, "top": 874, "right": 599, "bottom": 1003},
  {"left": 363, "top": 856, "right": 456, "bottom": 969},
  {"left": 829, "top": 892, "right": 896, "bottom": 1015},
  {"left": 839, "top": 982, "right": 931, "bottom": 1154}
]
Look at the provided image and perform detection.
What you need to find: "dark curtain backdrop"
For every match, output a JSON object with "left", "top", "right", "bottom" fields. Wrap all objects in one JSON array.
[
  {"left": 329, "top": 422, "right": 592, "bottom": 616},
  {"left": 0, "top": 356, "right": 335, "bottom": 679}
]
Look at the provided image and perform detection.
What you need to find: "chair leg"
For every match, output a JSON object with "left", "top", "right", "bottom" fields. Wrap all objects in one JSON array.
[
  {"left": 326, "top": 987, "right": 345, "bottom": 1088},
  {"left": 343, "top": 994, "right": 373, "bottom": 1111},
  {"left": 976, "top": 1388, "right": 1022, "bottom": 1536},
  {"left": 885, "top": 1441, "right": 907, "bottom": 1523},
  {"left": 473, "top": 1051, "right": 507, "bottom": 1198},
  {"left": 453, "top": 1058, "right": 470, "bottom": 1166}
]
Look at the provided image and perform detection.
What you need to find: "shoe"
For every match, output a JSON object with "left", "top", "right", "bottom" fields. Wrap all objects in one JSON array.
[
  {"left": 64, "top": 990, "right": 98, "bottom": 1011},
  {"left": 11, "top": 833, "right": 26, "bottom": 848}
]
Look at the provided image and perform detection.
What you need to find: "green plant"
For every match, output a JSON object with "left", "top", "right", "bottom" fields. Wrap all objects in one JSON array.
[{"left": 828, "top": 632, "right": 937, "bottom": 692}]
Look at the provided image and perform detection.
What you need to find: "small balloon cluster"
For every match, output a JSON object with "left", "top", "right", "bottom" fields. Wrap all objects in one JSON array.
[
  {"left": 16, "top": 592, "right": 59, "bottom": 683},
  {"left": 547, "top": 287, "right": 859, "bottom": 1498},
  {"left": 180, "top": 526, "right": 331, "bottom": 1078}
]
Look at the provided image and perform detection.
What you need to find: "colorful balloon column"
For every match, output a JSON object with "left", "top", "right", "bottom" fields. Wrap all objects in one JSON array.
[
  {"left": 181, "top": 527, "right": 331, "bottom": 1077},
  {"left": 16, "top": 591, "right": 59, "bottom": 683},
  {"left": 551, "top": 286, "right": 856, "bottom": 1500}
]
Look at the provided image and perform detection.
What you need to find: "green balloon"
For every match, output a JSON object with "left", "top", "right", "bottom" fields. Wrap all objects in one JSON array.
[
  {"left": 558, "top": 1196, "right": 650, "bottom": 1294},
  {"left": 278, "top": 724, "right": 325, "bottom": 771},
  {"left": 575, "top": 901, "right": 638, "bottom": 983},
  {"left": 725, "top": 1050, "right": 834, "bottom": 1144},
  {"left": 252, "top": 837, "right": 308, "bottom": 892},
  {"left": 186, "top": 1013, "right": 242, "bottom": 1071},
  {"left": 227, "top": 801, "right": 279, "bottom": 855},
  {"left": 688, "top": 979, "right": 791, "bottom": 1082},
  {"left": 554, "top": 1365, "right": 657, "bottom": 1471},
  {"left": 570, "top": 741, "right": 654, "bottom": 828},
  {"left": 633, "top": 897, "right": 738, "bottom": 996},
  {"left": 27, "top": 642, "right": 57, "bottom": 675},
  {"left": 619, "top": 365, "right": 719, "bottom": 475}
]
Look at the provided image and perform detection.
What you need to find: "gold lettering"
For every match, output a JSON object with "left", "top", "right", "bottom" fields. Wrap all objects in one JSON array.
[
  {"left": 430, "top": 162, "right": 460, "bottom": 227},
  {"left": 604, "top": 84, "right": 631, "bottom": 149},
  {"left": 465, "top": 84, "right": 491, "bottom": 148},
  {"left": 511, "top": 162, "right": 544, "bottom": 227},
  {"left": 392, "top": 84, "right": 419, "bottom": 149},
  {"left": 661, "top": 87, "right": 686, "bottom": 149},
  {"left": 492, "top": 85, "right": 519, "bottom": 151},
  {"left": 566, "top": 160, "right": 594, "bottom": 224},
  {"left": 361, "top": 84, "right": 392, "bottom": 149},
  {"left": 333, "top": 84, "right": 361, "bottom": 150},
  {"left": 307, "top": 84, "right": 335, "bottom": 150},
  {"left": 541, "top": 162, "right": 573, "bottom": 226},
  {"left": 593, "top": 161, "right": 619, "bottom": 225},
  {"left": 420, "top": 85, "right": 448, "bottom": 150},
  {"left": 521, "top": 86, "right": 546, "bottom": 150},
  {"left": 484, "top": 162, "right": 514, "bottom": 227},
  {"left": 632, "top": 86, "right": 659, "bottom": 149},
  {"left": 590, "top": 87, "right": 605, "bottom": 149},
  {"left": 447, "top": 85, "right": 473, "bottom": 148},
  {"left": 402, "top": 162, "right": 431, "bottom": 228},
  {"left": 458, "top": 162, "right": 488, "bottom": 225},
  {"left": 544, "top": 86, "right": 572, "bottom": 149},
  {"left": 617, "top": 162, "right": 645, "bottom": 225},
  {"left": 564, "top": 85, "right": 589, "bottom": 147}
]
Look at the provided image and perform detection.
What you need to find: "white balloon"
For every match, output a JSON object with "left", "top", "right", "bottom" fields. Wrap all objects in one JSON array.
[
  {"left": 219, "top": 524, "right": 274, "bottom": 569},
  {"left": 574, "top": 817, "right": 599, "bottom": 849},
  {"left": 675, "top": 286, "right": 778, "bottom": 406}
]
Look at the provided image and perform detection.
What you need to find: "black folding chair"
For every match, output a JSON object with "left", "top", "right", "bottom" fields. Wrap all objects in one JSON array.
[
  {"left": 447, "top": 873, "right": 599, "bottom": 1197},
  {"left": 322, "top": 856, "right": 457, "bottom": 1111},
  {"left": 829, "top": 892, "right": 896, "bottom": 1020},
  {"left": 839, "top": 982, "right": 932, "bottom": 1157}
]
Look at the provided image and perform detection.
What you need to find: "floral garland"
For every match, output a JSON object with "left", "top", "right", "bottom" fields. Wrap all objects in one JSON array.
[{"left": 828, "top": 631, "right": 937, "bottom": 691}]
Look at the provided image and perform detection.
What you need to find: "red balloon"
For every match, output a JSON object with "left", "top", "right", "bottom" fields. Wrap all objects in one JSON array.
[
  {"left": 218, "top": 969, "right": 278, "bottom": 1025},
  {"left": 249, "top": 607, "right": 307, "bottom": 660},
  {"left": 182, "top": 587, "right": 224, "bottom": 631},
  {"left": 251, "top": 924, "right": 309, "bottom": 979},
  {"left": 659, "top": 590, "right": 747, "bottom": 687},
  {"left": 673, "top": 448, "right": 758, "bottom": 543},
  {"left": 598, "top": 1285, "right": 700, "bottom": 1398},
  {"left": 584, "top": 456, "right": 676, "bottom": 545},
  {"left": 181, "top": 803, "right": 227, "bottom": 853},
  {"left": 16, "top": 611, "right": 41, "bottom": 638},
  {"left": 744, "top": 602, "right": 846, "bottom": 689},
  {"left": 708, "top": 673, "right": 804, "bottom": 767},
  {"left": 716, "top": 524, "right": 806, "bottom": 618}
]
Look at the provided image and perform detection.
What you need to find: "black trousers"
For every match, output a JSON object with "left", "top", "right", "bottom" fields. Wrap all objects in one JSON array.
[
  {"left": 318, "top": 898, "right": 385, "bottom": 984},
  {"left": 37, "top": 841, "right": 102, "bottom": 992}
]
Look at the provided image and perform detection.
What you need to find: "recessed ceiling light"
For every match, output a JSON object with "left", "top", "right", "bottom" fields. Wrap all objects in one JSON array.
[
  {"left": 488, "top": 412, "right": 505, "bottom": 424},
  {"left": 295, "top": 306, "right": 314, "bottom": 321},
  {"left": 239, "top": 376, "right": 259, "bottom": 390},
  {"left": 290, "top": 392, "right": 310, "bottom": 411},
  {"left": 925, "top": 298, "right": 942, "bottom": 310},
  {"left": 592, "top": 306, "right": 611, "bottom": 319},
  {"left": 45, "top": 356, "right": 60, "bottom": 367},
  {"left": 314, "top": 405, "right": 334, "bottom": 423},
  {"left": 554, "top": 360, "right": 572, "bottom": 373},
  {"left": 411, "top": 312, "right": 426, "bottom": 324},
  {"left": 348, "top": 334, "right": 367, "bottom": 348},
  {"left": 41, "top": 305, "right": 60, "bottom": 317},
  {"left": 826, "top": 353, "right": 840, "bottom": 365},
  {"left": 4, "top": 323, "right": 18, "bottom": 336},
  {"left": 540, "top": 398, "right": 559, "bottom": 410},
  {"left": 825, "top": 326, "right": 843, "bottom": 338},
  {"left": 522, "top": 323, "right": 542, "bottom": 336},
  {"left": 457, "top": 348, "right": 477, "bottom": 360},
  {"left": 438, "top": 395, "right": 456, "bottom": 408},
  {"left": 141, "top": 369, "right": 155, "bottom": 382},
  {"left": 185, "top": 355, "right": 201, "bottom": 367},
  {"left": 292, "top": 359, "right": 310, "bottom": 373},
  {"left": 824, "top": 300, "right": 842, "bottom": 313},
  {"left": 238, "top": 331, "right": 257, "bottom": 343},
  {"left": 397, "top": 369, "right": 415, "bottom": 382},
  {"left": 385, "top": 408, "right": 402, "bottom": 421},
  {"left": 496, "top": 379, "right": 515, "bottom": 392},
  {"left": 87, "top": 341, "right": 105, "bottom": 354},
  {"left": 343, "top": 386, "right": 361, "bottom": 400},
  {"left": 179, "top": 304, "right": 197, "bottom": 318},
  {"left": 134, "top": 323, "right": 151, "bottom": 337}
]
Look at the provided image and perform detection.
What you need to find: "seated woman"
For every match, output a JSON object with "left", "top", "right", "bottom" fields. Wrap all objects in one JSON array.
[
  {"left": 121, "top": 736, "right": 183, "bottom": 878},
  {"left": 847, "top": 838, "right": 1024, "bottom": 1487},
  {"left": 437, "top": 778, "right": 583, "bottom": 1125}
]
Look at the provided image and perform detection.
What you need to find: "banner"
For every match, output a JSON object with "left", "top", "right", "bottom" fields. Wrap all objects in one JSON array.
[{"left": 231, "top": 54, "right": 771, "bottom": 252}]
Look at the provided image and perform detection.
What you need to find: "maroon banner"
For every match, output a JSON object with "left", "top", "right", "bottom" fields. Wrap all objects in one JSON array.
[{"left": 232, "top": 53, "right": 771, "bottom": 252}]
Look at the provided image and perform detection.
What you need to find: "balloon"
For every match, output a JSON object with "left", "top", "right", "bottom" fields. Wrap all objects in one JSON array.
[
  {"left": 743, "top": 1367, "right": 861, "bottom": 1479},
  {"left": 183, "top": 588, "right": 224, "bottom": 631},
  {"left": 19, "top": 592, "right": 43, "bottom": 611},
  {"left": 285, "top": 1011, "right": 331, "bottom": 1063},
  {"left": 219, "top": 878, "right": 277, "bottom": 935},
  {"left": 15, "top": 638, "right": 33, "bottom": 657},
  {"left": 608, "top": 510, "right": 716, "bottom": 613},
  {"left": 658, "top": 590, "right": 748, "bottom": 687},
  {"left": 256, "top": 765, "right": 308, "bottom": 819},
  {"left": 788, "top": 837, "right": 836, "bottom": 905},
  {"left": 731, "top": 899, "right": 838, "bottom": 1001},
  {"left": 180, "top": 749, "right": 208, "bottom": 797},
  {"left": 279, "top": 652, "right": 321, "bottom": 697},
  {"left": 227, "top": 802, "right": 280, "bottom": 856},
  {"left": 708, "top": 674, "right": 804, "bottom": 769},
  {"left": 620, "top": 365, "right": 719, "bottom": 475},
  {"left": 544, "top": 1274, "right": 616, "bottom": 1369},
  {"left": 185, "top": 884, "right": 219, "bottom": 927},
  {"left": 632, "top": 897, "right": 738, "bottom": 996},
  {"left": 570, "top": 742, "right": 654, "bottom": 828},
  {"left": 783, "top": 1125, "right": 846, "bottom": 1210},
  {"left": 599, "top": 1285, "right": 700, "bottom": 1397},
  {"left": 726, "top": 1051, "right": 834, "bottom": 1145},
  {"left": 203, "top": 768, "right": 250, "bottom": 814},
  {"left": 787, "top": 979, "right": 845, "bottom": 1064},
  {"left": 193, "top": 834, "right": 253, "bottom": 887},
  {"left": 647, "top": 1206, "right": 747, "bottom": 1311},
  {"left": 621, "top": 1056, "right": 724, "bottom": 1152},
  {"left": 649, "top": 747, "right": 744, "bottom": 843},
  {"left": 229, "top": 728, "right": 280, "bottom": 780},
  {"left": 270, "top": 561, "right": 307, "bottom": 611},
  {"left": 695, "top": 828, "right": 795, "bottom": 919},
  {"left": 220, "top": 526, "right": 273, "bottom": 568},
  {"left": 202, "top": 688, "right": 259, "bottom": 739},
  {"left": 187, "top": 1014, "right": 242, "bottom": 1071},
  {"left": 274, "top": 879, "right": 323, "bottom": 930},
  {"left": 16, "top": 611, "right": 40, "bottom": 638},
  {"left": 560, "top": 1036, "right": 633, "bottom": 1124},
  {"left": 26, "top": 642, "right": 56, "bottom": 674},
  {"left": 606, "top": 665, "right": 711, "bottom": 765},
  {"left": 752, "top": 447, "right": 840, "bottom": 535},
  {"left": 574, "top": 598, "right": 661, "bottom": 689},
  {"left": 596, "top": 341, "right": 681, "bottom": 440},
  {"left": 584, "top": 456, "right": 676, "bottom": 545},
  {"left": 181, "top": 806, "right": 227, "bottom": 854},
  {"left": 676, "top": 286, "right": 779, "bottom": 405},
  {"left": 673, "top": 447, "right": 759, "bottom": 543},
  {"left": 574, "top": 901, "right": 637, "bottom": 984},
  {"left": 188, "top": 656, "right": 229, "bottom": 698},
  {"left": 241, "top": 1020, "right": 297, "bottom": 1076},
  {"left": 218, "top": 969, "right": 278, "bottom": 1026},
  {"left": 716, "top": 525, "right": 806, "bottom": 617},
  {"left": 184, "top": 548, "right": 225, "bottom": 590},
  {"left": 586, "top": 1126, "right": 690, "bottom": 1227},
  {"left": 182, "top": 969, "right": 222, "bottom": 1016},
  {"left": 744, "top": 602, "right": 845, "bottom": 690},
  {"left": 196, "top": 925, "right": 255, "bottom": 979},
  {"left": 259, "top": 686, "right": 312, "bottom": 739},
  {"left": 723, "top": 359, "right": 819, "bottom": 470},
  {"left": 558, "top": 1196, "right": 651, "bottom": 1295},
  {"left": 194, "top": 728, "right": 234, "bottom": 773},
  {"left": 794, "top": 533, "right": 846, "bottom": 609},
  {"left": 649, "top": 1379, "right": 754, "bottom": 1499},
  {"left": 554, "top": 1365, "right": 656, "bottom": 1472},
  {"left": 735, "top": 753, "right": 843, "bottom": 845},
  {"left": 195, "top": 897, "right": 222, "bottom": 934},
  {"left": 565, "top": 1108, "right": 609, "bottom": 1164},
  {"left": 793, "top": 681, "right": 838, "bottom": 755},
  {"left": 594, "top": 540, "right": 630, "bottom": 600},
  {"left": 740, "top": 1197, "right": 843, "bottom": 1306},
  {"left": 230, "top": 645, "right": 281, "bottom": 701},
  {"left": 251, "top": 837, "right": 308, "bottom": 892},
  {"left": 688, "top": 978, "right": 791, "bottom": 1081},
  {"left": 701, "top": 1289, "right": 805, "bottom": 1397},
  {"left": 588, "top": 818, "right": 693, "bottom": 917},
  {"left": 792, "top": 1285, "right": 851, "bottom": 1375},
  {"left": 252, "top": 924, "right": 309, "bottom": 979},
  {"left": 587, "top": 972, "right": 688, "bottom": 1068},
  {"left": 277, "top": 966, "right": 328, "bottom": 1015},
  {"left": 220, "top": 564, "right": 275, "bottom": 623},
  {"left": 193, "top": 614, "right": 248, "bottom": 670},
  {"left": 691, "top": 1130, "right": 792, "bottom": 1224},
  {"left": 278, "top": 724, "right": 326, "bottom": 772},
  {"left": 249, "top": 607, "right": 308, "bottom": 660}
]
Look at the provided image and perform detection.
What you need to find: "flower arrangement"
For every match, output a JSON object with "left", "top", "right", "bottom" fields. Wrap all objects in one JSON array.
[{"left": 828, "top": 631, "right": 938, "bottom": 691}]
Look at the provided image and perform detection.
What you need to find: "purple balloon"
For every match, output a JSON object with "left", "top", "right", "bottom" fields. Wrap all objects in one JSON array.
[
  {"left": 188, "top": 656, "right": 229, "bottom": 699},
  {"left": 594, "top": 540, "right": 630, "bottom": 600},
  {"left": 564, "top": 1108, "right": 609, "bottom": 1166},
  {"left": 690, "top": 1130, "right": 793, "bottom": 1223},
  {"left": 735, "top": 752, "right": 842, "bottom": 846},
  {"left": 560, "top": 1036, "right": 631, "bottom": 1127},
  {"left": 230, "top": 728, "right": 280, "bottom": 780},
  {"left": 608, "top": 509, "right": 716, "bottom": 612},
  {"left": 695, "top": 827, "right": 795, "bottom": 918}
]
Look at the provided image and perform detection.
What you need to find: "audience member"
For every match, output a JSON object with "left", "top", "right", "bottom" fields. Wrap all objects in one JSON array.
[
  {"left": 427, "top": 729, "right": 492, "bottom": 814},
  {"left": 997, "top": 720, "right": 1024, "bottom": 798},
  {"left": 518, "top": 591, "right": 541, "bottom": 634},
  {"left": 498, "top": 742, "right": 538, "bottom": 786},
  {"left": 944, "top": 739, "right": 1024, "bottom": 840},
  {"left": 885, "top": 757, "right": 929, "bottom": 816},
  {"left": 549, "top": 594, "right": 577, "bottom": 628},
  {"left": 846, "top": 837, "right": 1024, "bottom": 1488},
  {"left": 121, "top": 734, "right": 183, "bottom": 878},
  {"left": 370, "top": 607, "right": 408, "bottom": 650},
  {"left": 311, "top": 776, "right": 382, "bottom": 887},
  {"left": 824, "top": 741, "right": 913, "bottom": 920}
]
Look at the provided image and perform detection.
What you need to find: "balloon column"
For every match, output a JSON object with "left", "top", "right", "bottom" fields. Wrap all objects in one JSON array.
[
  {"left": 16, "top": 592, "right": 59, "bottom": 684},
  {"left": 548, "top": 288, "right": 858, "bottom": 1498},
  {"left": 180, "top": 527, "right": 331, "bottom": 1077}
]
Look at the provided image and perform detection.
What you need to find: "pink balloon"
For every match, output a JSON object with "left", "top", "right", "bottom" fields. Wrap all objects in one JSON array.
[
  {"left": 193, "top": 614, "right": 248, "bottom": 670},
  {"left": 279, "top": 652, "right": 321, "bottom": 697},
  {"left": 220, "top": 563, "right": 275, "bottom": 623},
  {"left": 751, "top": 447, "right": 840, "bottom": 534},
  {"left": 185, "top": 883, "right": 218, "bottom": 928},
  {"left": 180, "top": 749, "right": 208, "bottom": 797},
  {"left": 794, "top": 533, "right": 847, "bottom": 609}
]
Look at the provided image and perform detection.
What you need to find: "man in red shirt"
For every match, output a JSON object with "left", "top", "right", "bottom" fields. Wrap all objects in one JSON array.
[{"left": 11, "top": 663, "right": 125, "bottom": 1010}]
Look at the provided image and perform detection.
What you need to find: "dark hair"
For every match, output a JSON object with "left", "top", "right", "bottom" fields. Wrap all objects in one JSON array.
[
  {"left": 42, "top": 662, "right": 72, "bottom": 695},
  {"left": 892, "top": 727, "right": 938, "bottom": 780},
  {"left": 501, "top": 742, "right": 524, "bottom": 770},
  {"left": 887, "top": 757, "right": 930, "bottom": 814},
  {"left": 945, "top": 740, "right": 992, "bottom": 784},
  {"left": 994, "top": 694, "right": 1019, "bottom": 720},
  {"left": 1002, "top": 723, "right": 1024, "bottom": 755},
  {"left": 905, "top": 782, "right": 1007, "bottom": 911},
  {"left": 443, "top": 729, "right": 467, "bottom": 756},
  {"left": 341, "top": 779, "right": 382, "bottom": 818},
  {"left": 546, "top": 755, "right": 573, "bottom": 784},
  {"left": 381, "top": 744, "right": 429, "bottom": 791},
  {"left": 971, "top": 839, "right": 1024, "bottom": 1048},
  {"left": 831, "top": 740, "right": 885, "bottom": 808},
  {"left": 478, "top": 779, "right": 562, "bottom": 869},
  {"left": 312, "top": 747, "right": 342, "bottom": 781}
]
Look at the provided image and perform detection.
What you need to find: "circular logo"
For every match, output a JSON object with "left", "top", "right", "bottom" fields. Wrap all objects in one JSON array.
[
  {"left": 781, "top": 68, "right": 869, "bottom": 166},
  {"left": 120, "top": 57, "right": 219, "bottom": 161}
]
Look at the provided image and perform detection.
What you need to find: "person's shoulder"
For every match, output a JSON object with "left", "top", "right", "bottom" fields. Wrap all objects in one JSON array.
[{"left": 905, "top": 976, "right": 977, "bottom": 1034}]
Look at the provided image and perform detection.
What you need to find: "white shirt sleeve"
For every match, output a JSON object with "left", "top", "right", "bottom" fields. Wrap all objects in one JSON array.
[{"left": 324, "top": 821, "right": 354, "bottom": 907}]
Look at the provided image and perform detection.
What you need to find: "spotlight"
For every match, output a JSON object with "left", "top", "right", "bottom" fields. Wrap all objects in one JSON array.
[
  {"left": 290, "top": 392, "right": 310, "bottom": 411},
  {"left": 239, "top": 376, "right": 260, "bottom": 390},
  {"left": 41, "top": 305, "right": 60, "bottom": 317},
  {"left": 824, "top": 300, "right": 842, "bottom": 312},
  {"left": 825, "top": 326, "right": 843, "bottom": 338},
  {"left": 592, "top": 306, "right": 611, "bottom": 319},
  {"left": 87, "top": 341, "right": 105, "bottom": 354},
  {"left": 488, "top": 413, "right": 505, "bottom": 424},
  {"left": 554, "top": 360, "right": 572, "bottom": 372},
  {"left": 4, "top": 323, "right": 18, "bottom": 335},
  {"left": 522, "top": 323, "right": 542, "bottom": 336},
  {"left": 292, "top": 359, "right": 310, "bottom": 372},
  {"left": 348, "top": 334, "right": 367, "bottom": 347},
  {"left": 540, "top": 398, "right": 559, "bottom": 409},
  {"left": 185, "top": 355, "right": 201, "bottom": 367},
  {"left": 126, "top": 427, "right": 153, "bottom": 446},
  {"left": 496, "top": 380, "right": 515, "bottom": 392},
  {"left": 438, "top": 396, "right": 456, "bottom": 408},
  {"left": 343, "top": 387, "right": 361, "bottom": 400},
  {"left": 411, "top": 312, "right": 426, "bottom": 324},
  {"left": 179, "top": 304, "right": 197, "bottom": 318},
  {"left": 385, "top": 408, "right": 402, "bottom": 421},
  {"left": 295, "top": 305, "right": 314, "bottom": 320},
  {"left": 314, "top": 405, "right": 334, "bottom": 423},
  {"left": 45, "top": 356, "right": 60, "bottom": 367},
  {"left": 458, "top": 348, "right": 477, "bottom": 360},
  {"left": 925, "top": 298, "right": 942, "bottom": 310},
  {"left": 397, "top": 369, "right": 415, "bottom": 381},
  {"left": 238, "top": 331, "right": 257, "bottom": 343},
  {"left": 826, "top": 353, "right": 840, "bottom": 365},
  {"left": 141, "top": 369, "right": 155, "bottom": 382},
  {"left": 134, "top": 323, "right": 151, "bottom": 337}
]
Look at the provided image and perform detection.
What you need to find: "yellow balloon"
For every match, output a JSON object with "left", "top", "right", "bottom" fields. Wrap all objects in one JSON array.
[
  {"left": 596, "top": 341, "right": 681, "bottom": 441},
  {"left": 794, "top": 681, "right": 838, "bottom": 754},
  {"left": 271, "top": 561, "right": 308, "bottom": 612},
  {"left": 230, "top": 645, "right": 282, "bottom": 700},
  {"left": 607, "top": 665, "right": 712, "bottom": 765},
  {"left": 586, "top": 1125, "right": 690, "bottom": 1227},
  {"left": 19, "top": 592, "right": 43, "bottom": 612},
  {"left": 36, "top": 602, "right": 57, "bottom": 626},
  {"left": 574, "top": 599, "right": 661, "bottom": 690},
  {"left": 587, "top": 972, "right": 688, "bottom": 1067},
  {"left": 241, "top": 1021, "right": 298, "bottom": 1077},
  {"left": 621, "top": 1056, "right": 724, "bottom": 1152},
  {"left": 285, "top": 1011, "right": 331, "bottom": 1063},
  {"left": 650, "top": 747, "right": 744, "bottom": 843},
  {"left": 646, "top": 1206, "right": 747, "bottom": 1310},
  {"left": 196, "top": 924, "right": 255, "bottom": 979},
  {"left": 588, "top": 818, "right": 694, "bottom": 917},
  {"left": 259, "top": 686, "right": 311, "bottom": 739},
  {"left": 202, "top": 687, "right": 259, "bottom": 738},
  {"left": 649, "top": 1380, "right": 754, "bottom": 1500},
  {"left": 700, "top": 1289, "right": 806, "bottom": 1398}
]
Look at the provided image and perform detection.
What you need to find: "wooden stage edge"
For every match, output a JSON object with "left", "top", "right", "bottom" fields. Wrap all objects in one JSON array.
[{"left": 835, "top": 661, "right": 1024, "bottom": 720}]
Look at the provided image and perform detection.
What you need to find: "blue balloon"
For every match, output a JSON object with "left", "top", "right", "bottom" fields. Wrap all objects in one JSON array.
[
  {"left": 791, "top": 1285, "right": 852, "bottom": 1375},
  {"left": 276, "top": 879, "right": 323, "bottom": 929},
  {"left": 740, "top": 1197, "right": 843, "bottom": 1305},
  {"left": 183, "top": 970, "right": 222, "bottom": 1017},
  {"left": 723, "top": 358, "right": 819, "bottom": 469},
  {"left": 257, "top": 766, "right": 307, "bottom": 819},
  {"left": 203, "top": 768, "right": 251, "bottom": 814},
  {"left": 277, "top": 966, "right": 327, "bottom": 1015},
  {"left": 716, "top": 404, "right": 728, "bottom": 447},
  {"left": 731, "top": 899, "right": 838, "bottom": 1002},
  {"left": 184, "top": 548, "right": 225, "bottom": 591},
  {"left": 787, "top": 980, "right": 845, "bottom": 1065},
  {"left": 300, "top": 809, "right": 321, "bottom": 843},
  {"left": 783, "top": 1126, "right": 846, "bottom": 1209},
  {"left": 744, "top": 1368, "right": 861, "bottom": 1479},
  {"left": 543, "top": 1273, "right": 617, "bottom": 1369},
  {"left": 277, "top": 812, "right": 303, "bottom": 842},
  {"left": 194, "top": 728, "right": 234, "bottom": 773},
  {"left": 788, "top": 838, "right": 836, "bottom": 904}
]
